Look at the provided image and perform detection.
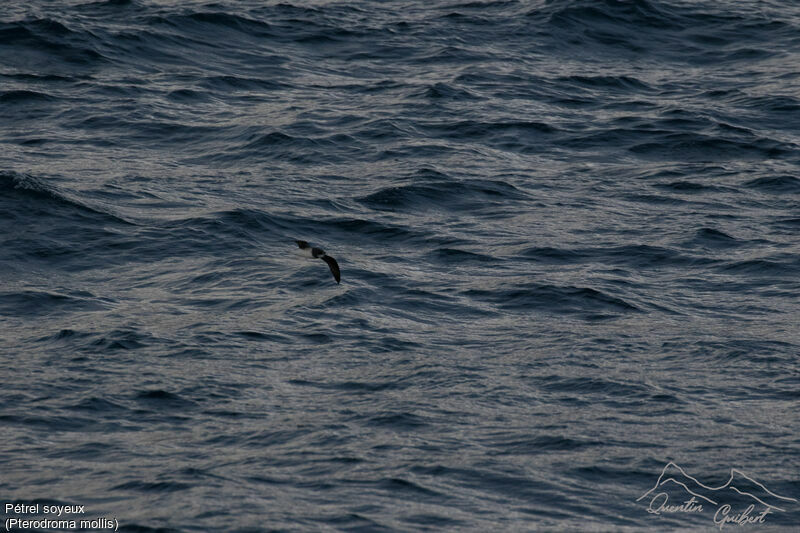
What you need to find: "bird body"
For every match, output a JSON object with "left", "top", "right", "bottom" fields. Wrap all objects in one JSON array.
[{"left": 295, "top": 240, "right": 341, "bottom": 283}]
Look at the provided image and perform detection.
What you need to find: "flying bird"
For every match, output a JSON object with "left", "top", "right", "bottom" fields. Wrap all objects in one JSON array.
[{"left": 295, "top": 240, "right": 340, "bottom": 284}]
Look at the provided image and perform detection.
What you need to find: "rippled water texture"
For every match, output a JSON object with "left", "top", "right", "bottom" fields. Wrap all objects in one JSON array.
[{"left": 1, "top": 0, "right": 799, "bottom": 530}]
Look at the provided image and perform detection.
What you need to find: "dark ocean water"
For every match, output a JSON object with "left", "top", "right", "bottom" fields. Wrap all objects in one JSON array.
[{"left": 2, "top": 0, "right": 799, "bottom": 531}]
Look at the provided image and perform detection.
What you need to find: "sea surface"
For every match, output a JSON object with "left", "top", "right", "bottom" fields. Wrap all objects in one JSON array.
[{"left": 1, "top": 0, "right": 799, "bottom": 531}]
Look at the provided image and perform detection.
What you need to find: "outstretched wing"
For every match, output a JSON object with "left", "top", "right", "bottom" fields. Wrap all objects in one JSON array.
[{"left": 321, "top": 255, "right": 341, "bottom": 284}]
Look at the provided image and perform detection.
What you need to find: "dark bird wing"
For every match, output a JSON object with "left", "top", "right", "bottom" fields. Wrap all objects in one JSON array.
[{"left": 321, "top": 255, "right": 341, "bottom": 283}]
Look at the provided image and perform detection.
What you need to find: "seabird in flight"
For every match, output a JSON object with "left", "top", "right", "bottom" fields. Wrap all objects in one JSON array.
[{"left": 295, "top": 240, "right": 341, "bottom": 284}]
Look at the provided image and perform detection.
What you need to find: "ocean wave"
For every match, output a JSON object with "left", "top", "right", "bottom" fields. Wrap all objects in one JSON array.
[
  {"left": 0, "top": 18, "right": 106, "bottom": 66},
  {"left": 357, "top": 178, "right": 527, "bottom": 212},
  {"left": 464, "top": 283, "right": 640, "bottom": 316},
  {"left": 744, "top": 175, "right": 800, "bottom": 193},
  {"left": 0, "top": 171, "right": 131, "bottom": 224},
  {"left": 0, "top": 89, "right": 56, "bottom": 103}
]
